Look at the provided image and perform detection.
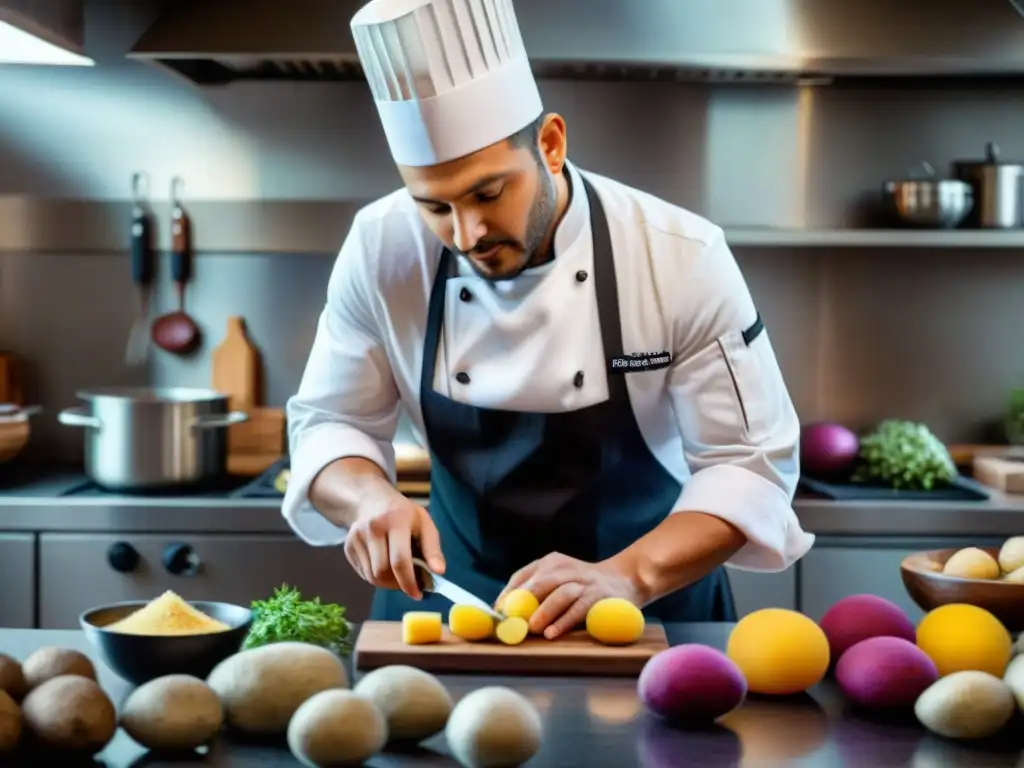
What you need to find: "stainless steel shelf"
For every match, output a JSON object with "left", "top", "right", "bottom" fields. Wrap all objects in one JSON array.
[
  {"left": 725, "top": 228, "right": 1024, "bottom": 248},
  {"left": 3, "top": 198, "right": 1023, "bottom": 254}
]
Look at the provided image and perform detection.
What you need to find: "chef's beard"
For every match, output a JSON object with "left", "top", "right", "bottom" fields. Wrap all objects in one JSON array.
[{"left": 458, "top": 170, "right": 557, "bottom": 282}]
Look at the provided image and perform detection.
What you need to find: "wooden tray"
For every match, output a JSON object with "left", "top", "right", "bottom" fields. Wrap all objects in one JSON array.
[{"left": 353, "top": 620, "right": 668, "bottom": 677}]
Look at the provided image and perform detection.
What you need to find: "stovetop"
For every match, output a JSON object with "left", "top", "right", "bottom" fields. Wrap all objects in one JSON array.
[{"left": 0, "top": 458, "right": 289, "bottom": 500}]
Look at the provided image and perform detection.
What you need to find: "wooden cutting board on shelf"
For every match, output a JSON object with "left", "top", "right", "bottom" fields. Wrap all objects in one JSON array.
[
  {"left": 353, "top": 621, "right": 668, "bottom": 676},
  {"left": 211, "top": 316, "right": 286, "bottom": 476},
  {"left": 973, "top": 456, "right": 1024, "bottom": 493},
  {"left": 212, "top": 316, "right": 260, "bottom": 410}
]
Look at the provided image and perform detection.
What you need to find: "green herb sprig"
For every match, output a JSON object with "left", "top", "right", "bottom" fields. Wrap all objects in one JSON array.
[{"left": 243, "top": 584, "right": 354, "bottom": 656}]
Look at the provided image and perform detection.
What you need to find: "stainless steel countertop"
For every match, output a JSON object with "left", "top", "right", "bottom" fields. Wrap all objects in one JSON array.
[
  {"left": 0, "top": 464, "right": 1023, "bottom": 535},
  {"left": 0, "top": 623, "right": 1020, "bottom": 767}
]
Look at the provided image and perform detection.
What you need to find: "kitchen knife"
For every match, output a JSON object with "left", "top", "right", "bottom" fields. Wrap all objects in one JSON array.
[{"left": 411, "top": 557, "right": 504, "bottom": 621}]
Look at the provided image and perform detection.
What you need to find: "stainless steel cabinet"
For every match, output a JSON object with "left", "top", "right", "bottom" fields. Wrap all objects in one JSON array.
[
  {"left": 0, "top": 533, "right": 35, "bottom": 628},
  {"left": 38, "top": 533, "right": 375, "bottom": 630},
  {"left": 727, "top": 566, "right": 797, "bottom": 617},
  {"left": 799, "top": 537, "right": 1006, "bottom": 623}
]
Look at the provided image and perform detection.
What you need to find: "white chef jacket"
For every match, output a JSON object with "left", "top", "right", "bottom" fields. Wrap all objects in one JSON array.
[{"left": 282, "top": 160, "right": 814, "bottom": 572}]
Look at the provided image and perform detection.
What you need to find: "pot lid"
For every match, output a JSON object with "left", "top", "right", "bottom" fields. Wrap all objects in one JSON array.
[{"left": 76, "top": 386, "right": 228, "bottom": 403}]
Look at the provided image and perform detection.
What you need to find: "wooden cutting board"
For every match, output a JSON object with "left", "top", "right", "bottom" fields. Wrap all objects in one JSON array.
[
  {"left": 212, "top": 316, "right": 260, "bottom": 411},
  {"left": 973, "top": 456, "right": 1024, "bottom": 493},
  {"left": 353, "top": 620, "right": 668, "bottom": 676}
]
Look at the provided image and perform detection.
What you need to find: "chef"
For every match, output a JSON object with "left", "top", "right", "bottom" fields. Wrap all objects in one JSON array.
[{"left": 282, "top": 0, "right": 814, "bottom": 638}]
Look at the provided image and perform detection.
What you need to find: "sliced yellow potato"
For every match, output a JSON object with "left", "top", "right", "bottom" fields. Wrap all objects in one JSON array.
[
  {"left": 402, "top": 612, "right": 442, "bottom": 645},
  {"left": 495, "top": 617, "right": 530, "bottom": 646},
  {"left": 448, "top": 605, "right": 495, "bottom": 641}
]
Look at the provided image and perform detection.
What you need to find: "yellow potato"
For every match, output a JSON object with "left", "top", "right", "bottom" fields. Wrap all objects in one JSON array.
[
  {"left": 495, "top": 617, "right": 530, "bottom": 646},
  {"left": 402, "top": 612, "right": 442, "bottom": 645},
  {"left": 942, "top": 547, "right": 1000, "bottom": 580},
  {"left": 449, "top": 605, "right": 495, "bottom": 642},
  {"left": 1002, "top": 565, "right": 1024, "bottom": 584},
  {"left": 998, "top": 536, "right": 1024, "bottom": 574},
  {"left": 586, "top": 598, "right": 645, "bottom": 646},
  {"left": 499, "top": 589, "right": 539, "bottom": 622}
]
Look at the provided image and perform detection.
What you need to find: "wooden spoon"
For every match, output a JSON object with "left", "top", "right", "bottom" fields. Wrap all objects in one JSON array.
[{"left": 152, "top": 177, "right": 201, "bottom": 355}]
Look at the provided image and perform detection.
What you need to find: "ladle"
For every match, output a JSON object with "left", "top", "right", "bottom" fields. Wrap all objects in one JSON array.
[{"left": 151, "top": 176, "right": 201, "bottom": 355}]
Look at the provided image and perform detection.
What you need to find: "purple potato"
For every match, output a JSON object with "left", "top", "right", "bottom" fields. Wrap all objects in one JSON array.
[
  {"left": 819, "top": 594, "right": 916, "bottom": 662},
  {"left": 638, "top": 644, "right": 747, "bottom": 722},
  {"left": 836, "top": 636, "right": 938, "bottom": 710}
]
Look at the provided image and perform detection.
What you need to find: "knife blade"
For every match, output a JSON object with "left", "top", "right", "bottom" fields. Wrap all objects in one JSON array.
[{"left": 411, "top": 557, "right": 504, "bottom": 621}]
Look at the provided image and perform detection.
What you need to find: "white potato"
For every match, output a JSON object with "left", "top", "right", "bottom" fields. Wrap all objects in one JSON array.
[
  {"left": 915, "top": 671, "right": 1015, "bottom": 740},
  {"left": 354, "top": 665, "right": 452, "bottom": 743},
  {"left": 445, "top": 686, "right": 543, "bottom": 768},
  {"left": 287, "top": 690, "right": 387, "bottom": 767},
  {"left": 206, "top": 642, "right": 347, "bottom": 735},
  {"left": 120, "top": 674, "right": 224, "bottom": 751}
]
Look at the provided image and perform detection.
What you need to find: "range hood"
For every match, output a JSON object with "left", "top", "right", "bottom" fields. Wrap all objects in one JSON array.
[
  {"left": 127, "top": 0, "right": 1024, "bottom": 86},
  {"left": 0, "top": 0, "right": 93, "bottom": 66}
]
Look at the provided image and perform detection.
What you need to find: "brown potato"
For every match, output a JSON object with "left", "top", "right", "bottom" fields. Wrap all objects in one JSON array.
[
  {"left": 0, "top": 654, "right": 27, "bottom": 701},
  {"left": 21, "top": 675, "right": 116, "bottom": 755},
  {"left": 21, "top": 647, "right": 96, "bottom": 690},
  {"left": 0, "top": 690, "right": 21, "bottom": 753}
]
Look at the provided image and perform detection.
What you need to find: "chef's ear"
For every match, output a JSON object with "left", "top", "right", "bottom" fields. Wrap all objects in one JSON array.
[{"left": 537, "top": 113, "right": 567, "bottom": 175}]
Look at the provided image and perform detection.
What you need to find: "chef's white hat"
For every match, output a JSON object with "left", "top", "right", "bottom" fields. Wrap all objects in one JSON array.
[{"left": 350, "top": 0, "right": 543, "bottom": 167}]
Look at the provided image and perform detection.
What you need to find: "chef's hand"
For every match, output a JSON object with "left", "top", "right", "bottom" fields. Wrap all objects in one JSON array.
[
  {"left": 343, "top": 486, "right": 445, "bottom": 600},
  {"left": 495, "top": 552, "right": 643, "bottom": 640}
]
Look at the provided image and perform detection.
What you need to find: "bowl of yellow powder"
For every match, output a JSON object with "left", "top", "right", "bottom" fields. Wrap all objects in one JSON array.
[{"left": 80, "top": 590, "right": 252, "bottom": 685}]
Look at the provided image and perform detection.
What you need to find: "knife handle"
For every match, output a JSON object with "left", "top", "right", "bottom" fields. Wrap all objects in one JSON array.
[{"left": 410, "top": 538, "right": 431, "bottom": 592}]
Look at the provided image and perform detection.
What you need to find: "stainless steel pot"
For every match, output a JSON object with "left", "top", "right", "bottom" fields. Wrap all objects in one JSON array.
[
  {"left": 882, "top": 161, "right": 973, "bottom": 229},
  {"left": 58, "top": 387, "right": 248, "bottom": 493},
  {"left": 953, "top": 142, "right": 1024, "bottom": 228}
]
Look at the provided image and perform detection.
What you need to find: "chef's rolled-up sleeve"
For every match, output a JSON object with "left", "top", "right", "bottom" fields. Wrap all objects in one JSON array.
[
  {"left": 667, "top": 229, "right": 813, "bottom": 571},
  {"left": 282, "top": 213, "right": 400, "bottom": 547}
]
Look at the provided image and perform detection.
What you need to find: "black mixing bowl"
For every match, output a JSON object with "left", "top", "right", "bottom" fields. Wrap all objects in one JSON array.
[{"left": 80, "top": 600, "right": 253, "bottom": 686}]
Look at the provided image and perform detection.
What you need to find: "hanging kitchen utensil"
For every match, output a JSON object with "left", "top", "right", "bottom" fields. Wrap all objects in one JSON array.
[
  {"left": 124, "top": 172, "right": 155, "bottom": 366},
  {"left": 151, "top": 176, "right": 201, "bottom": 355}
]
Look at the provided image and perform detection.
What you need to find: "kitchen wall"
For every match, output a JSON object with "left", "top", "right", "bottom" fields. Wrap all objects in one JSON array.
[{"left": 1, "top": 0, "right": 1023, "bottom": 461}]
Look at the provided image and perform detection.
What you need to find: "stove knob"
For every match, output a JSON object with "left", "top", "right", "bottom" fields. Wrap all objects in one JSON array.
[
  {"left": 162, "top": 543, "right": 200, "bottom": 577},
  {"left": 106, "top": 541, "right": 140, "bottom": 573}
]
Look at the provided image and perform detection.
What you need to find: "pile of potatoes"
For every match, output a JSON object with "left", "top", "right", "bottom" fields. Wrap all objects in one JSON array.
[
  {"left": 936, "top": 536, "right": 1024, "bottom": 582},
  {"left": 405, "top": 589, "right": 647, "bottom": 647},
  {"left": 0, "top": 641, "right": 543, "bottom": 768},
  {"left": 0, "top": 646, "right": 115, "bottom": 758},
  {"left": 206, "top": 642, "right": 543, "bottom": 767}
]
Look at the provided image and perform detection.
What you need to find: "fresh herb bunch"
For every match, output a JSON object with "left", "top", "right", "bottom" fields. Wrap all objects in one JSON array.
[
  {"left": 851, "top": 419, "right": 956, "bottom": 491},
  {"left": 244, "top": 584, "right": 354, "bottom": 656}
]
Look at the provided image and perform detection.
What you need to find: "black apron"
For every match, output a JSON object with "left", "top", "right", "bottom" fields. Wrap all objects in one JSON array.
[{"left": 371, "top": 176, "right": 736, "bottom": 624}]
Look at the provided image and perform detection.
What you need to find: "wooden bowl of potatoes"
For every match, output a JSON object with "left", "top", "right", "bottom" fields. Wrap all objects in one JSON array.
[{"left": 901, "top": 537, "right": 1024, "bottom": 632}]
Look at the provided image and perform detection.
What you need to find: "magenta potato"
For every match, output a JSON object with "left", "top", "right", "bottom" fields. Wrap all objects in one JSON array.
[
  {"left": 835, "top": 636, "right": 938, "bottom": 710},
  {"left": 819, "top": 594, "right": 916, "bottom": 661},
  {"left": 800, "top": 422, "right": 860, "bottom": 478},
  {"left": 638, "top": 645, "right": 747, "bottom": 722}
]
